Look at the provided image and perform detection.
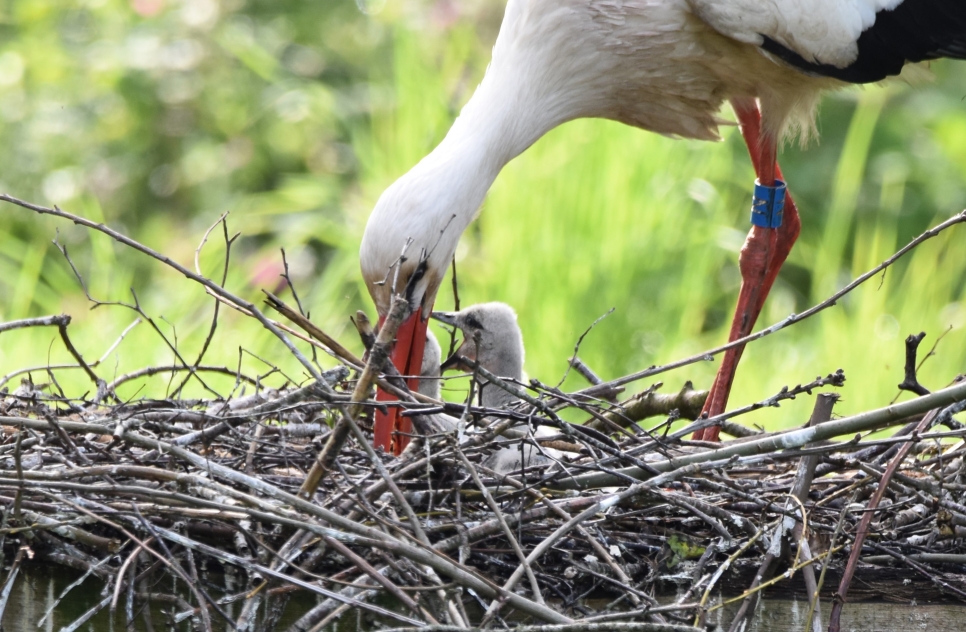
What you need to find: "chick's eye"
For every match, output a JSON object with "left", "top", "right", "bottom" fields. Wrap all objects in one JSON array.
[{"left": 465, "top": 316, "right": 483, "bottom": 330}]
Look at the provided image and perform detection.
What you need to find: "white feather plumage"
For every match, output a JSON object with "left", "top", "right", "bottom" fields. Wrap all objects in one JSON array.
[
  {"left": 360, "top": 0, "right": 852, "bottom": 312},
  {"left": 687, "top": 0, "right": 904, "bottom": 66}
]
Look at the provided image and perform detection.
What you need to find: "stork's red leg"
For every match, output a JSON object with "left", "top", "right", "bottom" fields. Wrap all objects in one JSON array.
[{"left": 693, "top": 99, "right": 802, "bottom": 442}]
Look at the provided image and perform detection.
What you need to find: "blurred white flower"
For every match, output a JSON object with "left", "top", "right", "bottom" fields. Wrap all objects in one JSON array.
[
  {"left": 276, "top": 90, "right": 310, "bottom": 122},
  {"left": 355, "top": 0, "right": 386, "bottom": 16},
  {"left": 163, "top": 39, "right": 205, "bottom": 71},
  {"left": 181, "top": 0, "right": 219, "bottom": 30},
  {"left": 125, "top": 34, "right": 163, "bottom": 70},
  {"left": 874, "top": 314, "right": 900, "bottom": 341},
  {"left": 0, "top": 52, "right": 24, "bottom": 87},
  {"left": 149, "top": 164, "right": 180, "bottom": 197},
  {"left": 940, "top": 302, "right": 964, "bottom": 330},
  {"left": 43, "top": 169, "right": 82, "bottom": 204}
]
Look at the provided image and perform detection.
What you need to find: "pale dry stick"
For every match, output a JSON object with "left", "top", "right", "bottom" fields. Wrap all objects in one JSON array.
[
  {"left": 828, "top": 399, "right": 954, "bottom": 632},
  {"left": 581, "top": 602, "right": 703, "bottom": 623},
  {"left": 806, "top": 489, "right": 858, "bottom": 630},
  {"left": 39, "top": 554, "right": 114, "bottom": 628},
  {"left": 265, "top": 292, "right": 447, "bottom": 410},
  {"left": 265, "top": 291, "right": 365, "bottom": 367},
  {"left": 455, "top": 447, "right": 545, "bottom": 605},
  {"left": 811, "top": 472, "right": 877, "bottom": 510},
  {"left": 0, "top": 415, "right": 577, "bottom": 625},
  {"left": 146, "top": 521, "right": 215, "bottom": 632},
  {"left": 562, "top": 555, "right": 660, "bottom": 606},
  {"left": 675, "top": 544, "right": 719, "bottom": 614},
  {"left": 585, "top": 383, "right": 708, "bottom": 432},
  {"left": 706, "top": 544, "right": 845, "bottom": 613},
  {"left": 106, "top": 364, "right": 260, "bottom": 392},
  {"left": 574, "top": 209, "right": 966, "bottom": 397},
  {"left": 663, "top": 492, "right": 745, "bottom": 540},
  {"left": 60, "top": 593, "right": 113, "bottom": 632},
  {"left": 7, "top": 506, "right": 118, "bottom": 551},
  {"left": 0, "top": 314, "right": 71, "bottom": 334},
  {"left": 42, "top": 492, "right": 224, "bottom": 630},
  {"left": 290, "top": 569, "right": 394, "bottom": 632},
  {"left": 823, "top": 425, "right": 966, "bottom": 452},
  {"left": 170, "top": 212, "right": 236, "bottom": 398},
  {"left": 151, "top": 525, "right": 425, "bottom": 627},
  {"left": 861, "top": 551, "right": 966, "bottom": 566},
  {"left": 299, "top": 292, "right": 411, "bottom": 500},
  {"left": 789, "top": 393, "right": 838, "bottom": 632},
  {"left": 336, "top": 399, "right": 468, "bottom": 628},
  {"left": 321, "top": 534, "right": 439, "bottom": 624},
  {"left": 694, "top": 529, "right": 764, "bottom": 628},
  {"left": 244, "top": 424, "right": 266, "bottom": 474},
  {"left": 726, "top": 394, "right": 838, "bottom": 632},
  {"left": 725, "top": 494, "right": 809, "bottom": 632},
  {"left": 383, "top": 625, "right": 701, "bottom": 632},
  {"left": 477, "top": 463, "right": 650, "bottom": 610},
  {"left": 562, "top": 378, "right": 966, "bottom": 490},
  {"left": 864, "top": 541, "right": 966, "bottom": 600},
  {"left": 659, "top": 371, "right": 845, "bottom": 446},
  {"left": 93, "top": 315, "right": 143, "bottom": 369},
  {"left": 481, "top": 461, "right": 714, "bottom": 626},
  {"left": 432, "top": 495, "right": 603, "bottom": 555},
  {"left": 0, "top": 193, "right": 325, "bottom": 383},
  {"left": 0, "top": 544, "right": 26, "bottom": 621}
]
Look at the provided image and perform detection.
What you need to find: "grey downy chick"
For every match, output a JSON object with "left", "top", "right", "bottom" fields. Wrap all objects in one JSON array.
[
  {"left": 432, "top": 302, "right": 525, "bottom": 409},
  {"left": 432, "top": 303, "right": 559, "bottom": 474},
  {"left": 406, "top": 329, "right": 458, "bottom": 440},
  {"left": 417, "top": 329, "right": 442, "bottom": 400}
]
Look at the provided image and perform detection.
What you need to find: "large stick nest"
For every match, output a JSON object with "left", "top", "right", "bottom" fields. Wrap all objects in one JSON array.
[{"left": 0, "top": 194, "right": 965, "bottom": 631}]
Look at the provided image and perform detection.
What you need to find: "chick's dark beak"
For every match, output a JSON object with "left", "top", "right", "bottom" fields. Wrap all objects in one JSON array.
[
  {"left": 430, "top": 311, "right": 459, "bottom": 327},
  {"left": 432, "top": 311, "right": 474, "bottom": 372}
]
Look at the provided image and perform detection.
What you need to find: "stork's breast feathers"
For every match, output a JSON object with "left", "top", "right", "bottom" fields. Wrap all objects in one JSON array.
[{"left": 686, "top": 0, "right": 903, "bottom": 68}]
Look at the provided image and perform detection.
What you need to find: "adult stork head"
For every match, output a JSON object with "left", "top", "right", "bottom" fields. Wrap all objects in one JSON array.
[{"left": 359, "top": 114, "right": 503, "bottom": 452}]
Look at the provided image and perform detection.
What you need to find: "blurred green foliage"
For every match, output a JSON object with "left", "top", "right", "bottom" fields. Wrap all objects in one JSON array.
[{"left": 0, "top": 0, "right": 964, "bottom": 430}]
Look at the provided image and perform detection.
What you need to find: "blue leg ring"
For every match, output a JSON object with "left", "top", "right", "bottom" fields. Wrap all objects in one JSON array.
[{"left": 750, "top": 179, "right": 786, "bottom": 229}]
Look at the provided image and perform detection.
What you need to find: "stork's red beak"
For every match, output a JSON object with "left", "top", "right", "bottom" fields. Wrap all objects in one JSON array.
[{"left": 373, "top": 310, "right": 429, "bottom": 454}]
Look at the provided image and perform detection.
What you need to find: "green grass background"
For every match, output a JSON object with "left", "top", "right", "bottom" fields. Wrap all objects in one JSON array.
[{"left": 1, "top": 1, "right": 964, "bottom": 431}]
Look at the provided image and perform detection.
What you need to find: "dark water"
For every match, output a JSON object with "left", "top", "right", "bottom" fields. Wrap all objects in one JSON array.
[
  {"left": 1, "top": 563, "right": 322, "bottom": 631},
  {"left": 2, "top": 563, "right": 960, "bottom": 631}
]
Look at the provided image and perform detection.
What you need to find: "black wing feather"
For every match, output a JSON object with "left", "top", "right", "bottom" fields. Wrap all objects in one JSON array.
[{"left": 760, "top": 0, "right": 966, "bottom": 84}]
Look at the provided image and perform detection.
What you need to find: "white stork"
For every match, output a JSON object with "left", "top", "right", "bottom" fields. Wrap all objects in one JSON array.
[{"left": 360, "top": 0, "right": 966, "bottom": 452}]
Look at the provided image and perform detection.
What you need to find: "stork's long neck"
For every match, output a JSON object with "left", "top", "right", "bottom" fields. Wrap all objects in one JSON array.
[
  {"left": 425, "top": 66, "right": 554, "bottom": 228},
  {"left": 361, "top": 6, "right": 606, "bottom": 311}
]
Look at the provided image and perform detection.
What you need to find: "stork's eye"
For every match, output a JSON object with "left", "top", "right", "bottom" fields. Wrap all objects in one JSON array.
[{"left": 465, "top": 315, "right": 483, "bottom": 330}]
